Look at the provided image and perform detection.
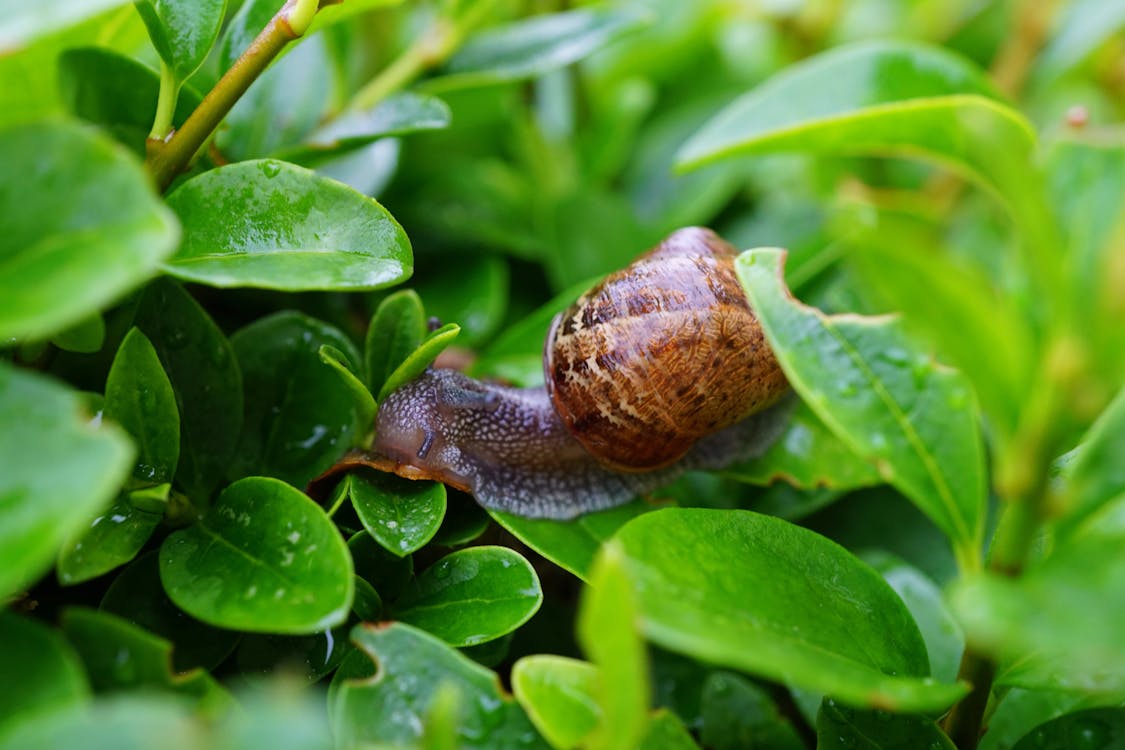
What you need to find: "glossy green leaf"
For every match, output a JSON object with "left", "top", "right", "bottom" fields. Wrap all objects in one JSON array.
[
  {"left": 737, "top": 249, "right": 986, "bottom": 568},
  {"left": 163, "top": 160, "right": 411, "bottom": 291},
  {"left": 578, "top": 543, "right": 649, "bottom": 750},
  {"left": 230, "top": 312, "right": 364, "bottom": 487},
  {"left": 58, "top": 46, "right": 201, "bottom": 155},
  {"left": 0, "top": 121, "right": 179, "bottom": 341},
  {"left": 723, "top": 399, "right": 881, "bottom": 490},
  {"left": 378, "top": 322, "right": 461, "bottom": 402},
  {"left": 0, "top": 695, "right": 201, "bottom": 750},
  {"left": 864, "top": 552, "right": 963, "bottom": 685},
  {"left": 235, "top": 625, "right": 351, "bottom": 683},
  {"left": 279, "top": 92, "right": 452, "bottom": 165},
  {"left": 489, "top": 501, "right": 652, "bottom": 580},
  {"left": 0, "top": 364, "right": 134, "bottom": 598},
  {"left": 816, "top": 699, "right": 954, "bottom": 749},
  {"left": 347, "top": 530, "right": 413, "bottom": 601},
  {"left": 392, "top": 546, "right": 543, "bottom": 647},
  {"left": 677, "top": 41, "right": 1026, "bottom": 186},
  {"left": 431, "top": 493, "right": 493, "bottom": 547},
  {"left": 616, "top": 508, "right": 967, "bottom": 712},
  {"left": 133, "top": 278, "right": 242, "bottom": 500},
  {"left": 331, "top": 622, "right": 549, "bottom": 748},
  {"left": 57, "top": 494, "right": 164, "bottom": 585},
  {"left": 105, "top": 328, "right": 180, "bottom": 484},
  {"left": 101, "top": 551, "right": 239, "bottom": 673},
  {"left": 837, "top": 200, "right": 1035, "bottom": 444},
  {"left": 352, "top": 577, "right": 383, "bottom": 621},
  {"left": 60, "top": 607, "right": 229, "bottom": 712},
  {"left": 346, "top": 473, "right": 446, "bottom": 557},
  {"left": 365, "top": 289, "right": 426, "bottom": 397},
  {"left": 0, "top": 612, "right": 89, "bottom": 735},
  {"left": 432, "top": 7, "right": 650, "bottom": 90},
  {"left": 160, "top": 477, "right": 354, "bottom": 634},
  {"left": 1054, "top": 385, "right": 1125, "bottom": 540},
  {"left": 1012, "top": 707, "right": 1125, "bottom": 750},
  {"left": 1033, "top": 0, "right": 1125, "bottom": 83},
  {"left": 0, "top": 0, "right": 133, "bottom": 51},
  {"left": 51, "top": 313, "right": 105, "bottom": 354},
  {"left": 134, "top": 0, "right": 225, "bottom": 82},
  {"left": 950, "top": 533, "right": 1125, "bottom": 692},
  {"left": 512, "top": 656, "right": 599, "bottom": 749},
  {"left": 698, "top": 672, "right": 803, "bottom": 750},
  {"left": 979, "top": 689, "right": 1105, "bottom": 750}
]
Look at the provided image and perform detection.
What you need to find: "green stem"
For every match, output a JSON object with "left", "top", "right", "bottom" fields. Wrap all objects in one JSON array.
[
  {"left": 146, "top": 0, "right": 314, "bottom": 191},
  {"left": 149, "top": 62, "right": 179, "bottom": 140},
  {"left": 942, "top": 650, "right": 996, "bottom": 750}
]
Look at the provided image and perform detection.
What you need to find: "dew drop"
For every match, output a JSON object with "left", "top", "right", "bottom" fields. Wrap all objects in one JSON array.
[{"left": 261, "top": 161, "right": 282, "bottom": 178}]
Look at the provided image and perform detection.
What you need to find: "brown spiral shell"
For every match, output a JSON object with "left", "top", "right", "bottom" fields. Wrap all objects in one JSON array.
[{"left": 544, "top": 227, "right": 789, "bottom": 471}]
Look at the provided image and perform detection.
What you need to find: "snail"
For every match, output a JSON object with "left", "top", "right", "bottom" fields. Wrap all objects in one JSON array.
[{"left": 325, "top": 227, "right": 792, "bottom": 519}]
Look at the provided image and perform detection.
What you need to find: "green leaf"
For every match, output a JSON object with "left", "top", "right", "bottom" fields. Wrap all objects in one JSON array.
[
  {"left": 1055, "top": 385, "right": 1125, "bottom": 540},
  {"left": 365, "top": 289, "right": 427, "bottom": 396},
  {"left": 1012, "top": 707, "right": 1125, "bottom": 750},
  {"left": 101, "top": 551, "right": 240, "bottom": 672},
  {"left": 0, "top": 120, "right": 179, "bottom": 341},
  {"left": 159, "top": 477, "right": 354, "bottom": 634},
  {"left": 0, "top": 364, "right": 134, "bottom": 598},
  {"left": 392, "top": 546, "right": 543, "bottom": 647},
  {"left": 133, "top": 278, "right": 242, "bottom": 500},
  {"left": 317, "top": 344, "right": 377, "bottom": 441},
  {"left": 58, "top": 46, "right": 202, "bottom": 155},
  {"left": 816, "top": 699, "right": 955, "bottom": 749},
  {"left": 416, "top": 255, "right": 509, "bottom": 348},
  {"left": 278, "top": 92, "right": 452, "bottom": 165},
  {"left": 1033, "top": 0, "right": 1125, "bottom": 83},
  {"left": 678, "top": 40, "right": 1021, "bottom": 178},
  {"left": 230, "top": 311, "right": 364, "bottom": 487},
  {"left": 699, "top": 672, "right": 803, "bottom": 750},
  {"left": 57, "top": 494, "right": 164, "bottom": 585},
  {"left": 979, "top": 689, "right": 1105, "bottom": 750},
  {"left": 0, "top": 0, "right": 134, "bottom": 51},
  {"left": 642, "top": 711, "right": 700, "bottom": 750},
  {"left": 489, "top": 501, "right": 652, "bottom": 580},
  {"left": 378, "top": 322, "right": 462, "bottom": 402},
  {"left": 432, "top": 7, "right": 650, "bottom": 90},
  {"left": 330, "top": 622, "right": 549, "bottom": 749},
  {"left": 723, "top": 399, "right": 881, "bottom": 490},
  {"left": 346, "top": 473, "right": 446, "bottom": 557},
  {"left": 213, "top": 680, "right": 337, "bottom": 750},
  {"left": 577, "top": 544, "right": 649, "bottom": 750},
  {"left": 59, "top": 607, "right": 229, "bottom": 713},
  {"left": 0, "top": 695, "right": 201, "bottom": 750},
  {"left": 616, "top": 508, "right": 967, "bottom": 712},
  {"left": 0, "top": 612, "right": 89, "bottom": 736},
  {"left": 836, "top": 199, "right": 1035, "bottom": 444},
  {"left": 736, "top": 249, "right": 986, "bottom": 568},
  {"left": 134, "top": 0, "right": 225, "bottom": 83},
  {"left": 949, "top": 533, "right": 1125, "bottom": 693},
  {"left": 512, "top": 656, "right": 600, "bottom": 749},
  {"left": 163, "top": 160, "right": 411, "bottom": 291},
  {"left": 105, "top": 328, "right": 180, "bottom": 484}
]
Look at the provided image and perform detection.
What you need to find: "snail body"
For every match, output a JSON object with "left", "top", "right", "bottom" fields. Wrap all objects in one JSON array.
[{"left": 356, "top": 227, "right": 791, "bottom": 519}]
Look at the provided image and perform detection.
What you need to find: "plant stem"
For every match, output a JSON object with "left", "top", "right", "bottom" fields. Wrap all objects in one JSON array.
[
  {"left": 146, "top": 0, "right": 314, "bottom": 191},
  {"left": 942, "top": 650, "right": 996, "bottom": 750},
  {"left": 349, "top": 20, "right": 458, "bottom": 111},
  {"left": 148, "top": 62, "right": 179, "bottom": 141}
]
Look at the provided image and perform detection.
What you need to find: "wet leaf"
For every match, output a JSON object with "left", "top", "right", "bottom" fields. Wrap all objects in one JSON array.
[
  {"left": 737, "top": 249, "right": 986, "bottom": 568},
  {"left": 365, "top": 289, "right": 426, "bottom": 397},
  {"left": 378, "top": 322, "right": 461, "bottom": 402},
  {"left": 57, "top": 494, "right": 164, "bottom": 585},
  {"left": 164, "top": 160, "right": 411, "bottom": 291},
  {"left": 346, "top": 473, "right": 446, "bottom": 557},
  {"left": 1012, "top": 707, "right": 1125, "bottom": 750},
  {"left": 512, "top": 656, "right": 599, "bottom": 749},
  {"left": 235, "top": 624, "right": 351, "bottom": 683},
  {"left": 346, "top": 530, "right": 414, "bottom": 601},
  {"left": 816, "top": 699, "right": 954, "bottom": 749},
  {"left": 392, "top": 546, "right": 542, "bottom": 647},
  {"left": 699, "top": 672, "right": 803, "bottom": 750},
  {"left": 159, "top": 477, "right": 353, "bottom": 634},
  {"left": 134, "top": 0, "right": 225, "bottom": 83},
  {"left": 616, "top": 508, "right": 967, "bottom": 712}
]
